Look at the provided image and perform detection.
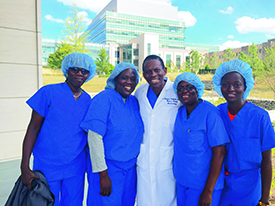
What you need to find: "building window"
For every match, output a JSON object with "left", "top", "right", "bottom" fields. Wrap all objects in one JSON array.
[
  {"left": 133, "top": 49, "right": 139, "bottom": 56},
  {"left": 176, "top": 55, "right": 181, "bottom": 70},
  {"left": 166, "top": 54, "right": 171, "bottom": 66},
  {"left": 115, "top": 51, "right": 119, "bottom": 58},
  {"left": 133, "top": 59, "right": 139, "bottom": 66},
  {"left": 148, "top": 43, "right": 151, "bottom": 55}
]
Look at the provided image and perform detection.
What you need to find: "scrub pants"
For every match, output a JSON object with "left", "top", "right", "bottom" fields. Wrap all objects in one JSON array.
[
  {"left": 220, "top": 169, "right": 261, "bottom": 205},
  {"left": 48, "top": 174, "right": 85, "bottom": 206},
  {"left": 87, "top": 159, "right": 137, "bottom": 206},
  {"left": 177, "top": 183, "right": 222, "bottom": 206}
]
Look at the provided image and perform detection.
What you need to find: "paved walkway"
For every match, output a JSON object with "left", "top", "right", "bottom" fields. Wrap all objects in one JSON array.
[
  {"left": 0, "top": 159, "right": 88, "bottom": 205},
  {"left": 0, "top": 159, "right": 21, "bottom": 205},
  {"left": 0, "top": 159, "right": 137, "bottom": 206}
]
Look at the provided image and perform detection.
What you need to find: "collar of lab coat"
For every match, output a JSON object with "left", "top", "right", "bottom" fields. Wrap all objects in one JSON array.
[{"left": 139, "top": 76, "right": 173, "bottom": 108}]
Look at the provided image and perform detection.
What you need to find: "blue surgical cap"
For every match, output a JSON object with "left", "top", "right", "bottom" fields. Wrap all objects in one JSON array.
[
  {"left": 61, "top": 53, "right": 97, "bottom": 82},
  {"left": 105, "top": 62, "right": 139, "bottom": 90},
  {"left": 212, "top": 59, "right": 254, "bottom": 99},
  {"left": 173, "top": 72, "right": 205, "bottom": 99}
]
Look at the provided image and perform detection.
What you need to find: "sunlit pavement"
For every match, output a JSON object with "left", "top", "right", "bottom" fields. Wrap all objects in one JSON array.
[
  {"left": 0, "top": 159, "right": 138, "bottom": 206},
  {"left": 0, "top": 159, "right": 21, "bottom": 205},
  {"left": 0, "top": 159, "right": 89, "bottom": 205}
]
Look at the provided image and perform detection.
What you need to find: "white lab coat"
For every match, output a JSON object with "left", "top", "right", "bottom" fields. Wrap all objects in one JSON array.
[{"left": 135, "top": 78, "right": 181, "bottom": 206}]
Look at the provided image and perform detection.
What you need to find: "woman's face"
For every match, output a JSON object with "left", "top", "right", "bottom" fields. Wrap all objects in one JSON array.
[
  {"left": 177, "top": 81, "right": 198, "bottom": 106},
  {"left": 115, "top": 68, "right": 137, "bottom": 98},
  {"left": 221, "top": 72, "right": 246, "bottom": 103},
  {"left": 67, "top": 67, "right": 89, "bottom": 88}
]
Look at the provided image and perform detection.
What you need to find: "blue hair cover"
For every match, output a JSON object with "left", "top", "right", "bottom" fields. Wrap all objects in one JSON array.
[
  {"left": 61, "top": 52, "right": 97, "bottom": 82},
  {"left": 173, "top": 72, "right": 205, "bottom": 99},
  {"left": 212, "top": 59, "right": 254, "bottom": 99},
  {"left": 105, "top": 62, "right": 139, "bottom": 90}
]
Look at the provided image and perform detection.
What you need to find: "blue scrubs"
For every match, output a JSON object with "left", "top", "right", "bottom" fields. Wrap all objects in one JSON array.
[
  {"left": 173, "top": 100, "right": 230, "bottom": 205},
  {"left": 147, "top": 86, "right": 158, "bottom": 108},
  {"left": 218, "top": 102, "right": 275, "bottom": 205},
  {"left": 26, "top": 82, "right": 91, "bottom": 206},
  {"left": 81, "top": 89, "right": 144, "bottom": 206}
]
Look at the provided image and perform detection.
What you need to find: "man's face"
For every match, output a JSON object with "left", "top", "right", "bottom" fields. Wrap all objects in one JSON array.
[{"left": 143, "top": 59, "right": 167, "bottom": 91}]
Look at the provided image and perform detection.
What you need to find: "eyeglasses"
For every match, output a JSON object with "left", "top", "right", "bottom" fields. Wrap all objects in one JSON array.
[
  {"left": 69, "top": 67, "right": 90, "bottom": 75},
  {"left": 177, "top": 85, "right": 196, "bottom": 92}
]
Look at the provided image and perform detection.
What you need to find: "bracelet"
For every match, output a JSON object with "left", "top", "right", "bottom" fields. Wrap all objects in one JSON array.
[{"left": 259, "top": 201, "right": 270, "bottom": 206}]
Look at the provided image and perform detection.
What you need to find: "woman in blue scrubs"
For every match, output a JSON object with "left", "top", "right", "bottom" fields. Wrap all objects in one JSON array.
[
  {"left": 81, "top": 62, "right": 144, "bottom": 206},
  {"left": 20, "top": 53, "right": 96, "bottom": 206},
  {"left": 173, "top": 72, "right": 230, "bottom": 206},
  {"left": 213, "top": 59, "right": 275, "bottom": 206}
]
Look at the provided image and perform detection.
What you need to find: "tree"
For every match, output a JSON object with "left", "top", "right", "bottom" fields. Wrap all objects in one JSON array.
[
  {"left": 260, "top": 46, "right": 275, "bottom": 98},
  {"left": 61, "top": 3, "right": 88, "bottom": 53},
  {"left": 47, "top": 4, "right": 88, "bottom": 69},
  {"left": 247, "top": 43, "right": 264, "bottom": 77},
  {"left": 223, "top": 48, "right": 236, "bottom": 62},
  {"left": 209, "top": 53, "right": 221, "bottom": 69},
  {"left": 189, "top": 50, "right": 202, "bottom": 73},
  {"left": 238, "top": 52, "right": 249, "bottom": 62},
  {"left": 47, "top": 43, "right": 73, "bottom": 69},
  {"left": 95, "top": 48, "right": 113, "bottom": 75},
  {"left": 238, "top": 44, "right": 264, "bottom": 78}
]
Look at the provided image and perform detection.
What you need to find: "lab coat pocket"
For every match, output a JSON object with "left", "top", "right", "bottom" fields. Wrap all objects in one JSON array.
[
  {"left": 235, "top": 137, "right": 262, "bottom": 164},
  {"left": 137, "top": 144, "right": 148, "bottom": 169},
  {"left": 160, "top": 146, "right": 173, "bottom": 171}
]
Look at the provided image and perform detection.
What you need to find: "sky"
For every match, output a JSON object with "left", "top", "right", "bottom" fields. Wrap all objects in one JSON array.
[{"left": 41, "top": 0, "right": 275, "bottom": 50}]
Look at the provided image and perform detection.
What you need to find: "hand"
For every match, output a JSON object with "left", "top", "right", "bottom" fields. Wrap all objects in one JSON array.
[
  {"left": 21, "top": 167, "right": 40, "bottom": 190},
  {"left": 99, "top": 170, "right": 112, "bottom": 197},
  {"left": 198, "top": 189, "right": 212, "bottom": 206}
]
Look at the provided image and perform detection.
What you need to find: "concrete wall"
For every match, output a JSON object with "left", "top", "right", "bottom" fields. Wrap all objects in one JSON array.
[
  {"left": 129, "top": 33, "right": 159, "bottom": 72},
  {"left": 0, "top": 0, "right": 42, "bottom": 161}
]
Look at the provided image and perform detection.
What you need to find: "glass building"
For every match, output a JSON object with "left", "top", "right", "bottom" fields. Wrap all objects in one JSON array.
[
  {"left": 87, "top": 11, "right": 186, "bottom": 49},
  {"left": 42, "top": 0, "right": 220, "bottom": 70}
]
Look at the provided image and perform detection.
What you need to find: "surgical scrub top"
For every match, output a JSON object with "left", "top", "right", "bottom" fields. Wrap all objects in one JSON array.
[
  {"left": 173, "top": 100, "right": 230, "bottom": 190},
  {"left": 81, "top": 89, "right": 144, "bottom": 163},
  {"left": 26, "top": 82, "right": 91, "bottom": 181},
  {"left": 218, "top": 102, "right": 275, "bottom": 173}
]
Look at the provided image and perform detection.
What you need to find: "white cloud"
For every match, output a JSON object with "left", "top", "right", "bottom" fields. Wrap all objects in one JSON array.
[
  {"left": 58, "top": 0, "right": 172, "bottom": 13},
  {"left": 219, "top": 6, "right": 233, "bottom": 14},
  {"left": 45, "top": 15, "right": 64, "bottom": 23},
  {"left": 227, "top": 35, "right": 234, "bottom": 39},
  {"left": 235, "top": 17, "right": 275, "bottom": 34},
  {"left": 266, "top": 34, "right": 275, "bottom": 39},
  {"left": 221, "top": 40, "right": 250, "bottom": 50},
  {"left": 218, "top": 38, "right": 222, "bottom": 40},
  {"left": 77, "top": 11, "right": 92, "bottom": 26},
  {"left": 58, "top": 0, "right": 110, "bottom": 13},
  {"left": 177, "top": 11, "right": 197, "bottom": 27}
]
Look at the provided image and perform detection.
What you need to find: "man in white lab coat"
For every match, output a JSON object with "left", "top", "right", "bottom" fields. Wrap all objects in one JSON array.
[{"left": 135, "top": 55, "right": 181, "bottom": 206}]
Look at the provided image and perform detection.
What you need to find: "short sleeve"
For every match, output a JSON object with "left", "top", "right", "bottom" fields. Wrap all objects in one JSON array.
[
  {"left": 206, "top": 108, "right": 230, "bottom": 148},
  {"left": 26, "top": 86, "right": 51, "bottom": 117},
  {"left": 261, "top": 111, "right": 275, "bottom": 151},
  {"left": 80, "top": 91, "right": 110, "bottom": 137}
]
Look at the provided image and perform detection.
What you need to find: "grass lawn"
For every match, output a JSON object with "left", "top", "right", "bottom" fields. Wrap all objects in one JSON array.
[{"left": 43, "top": 68, "right": 274, "bottom": 99}]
